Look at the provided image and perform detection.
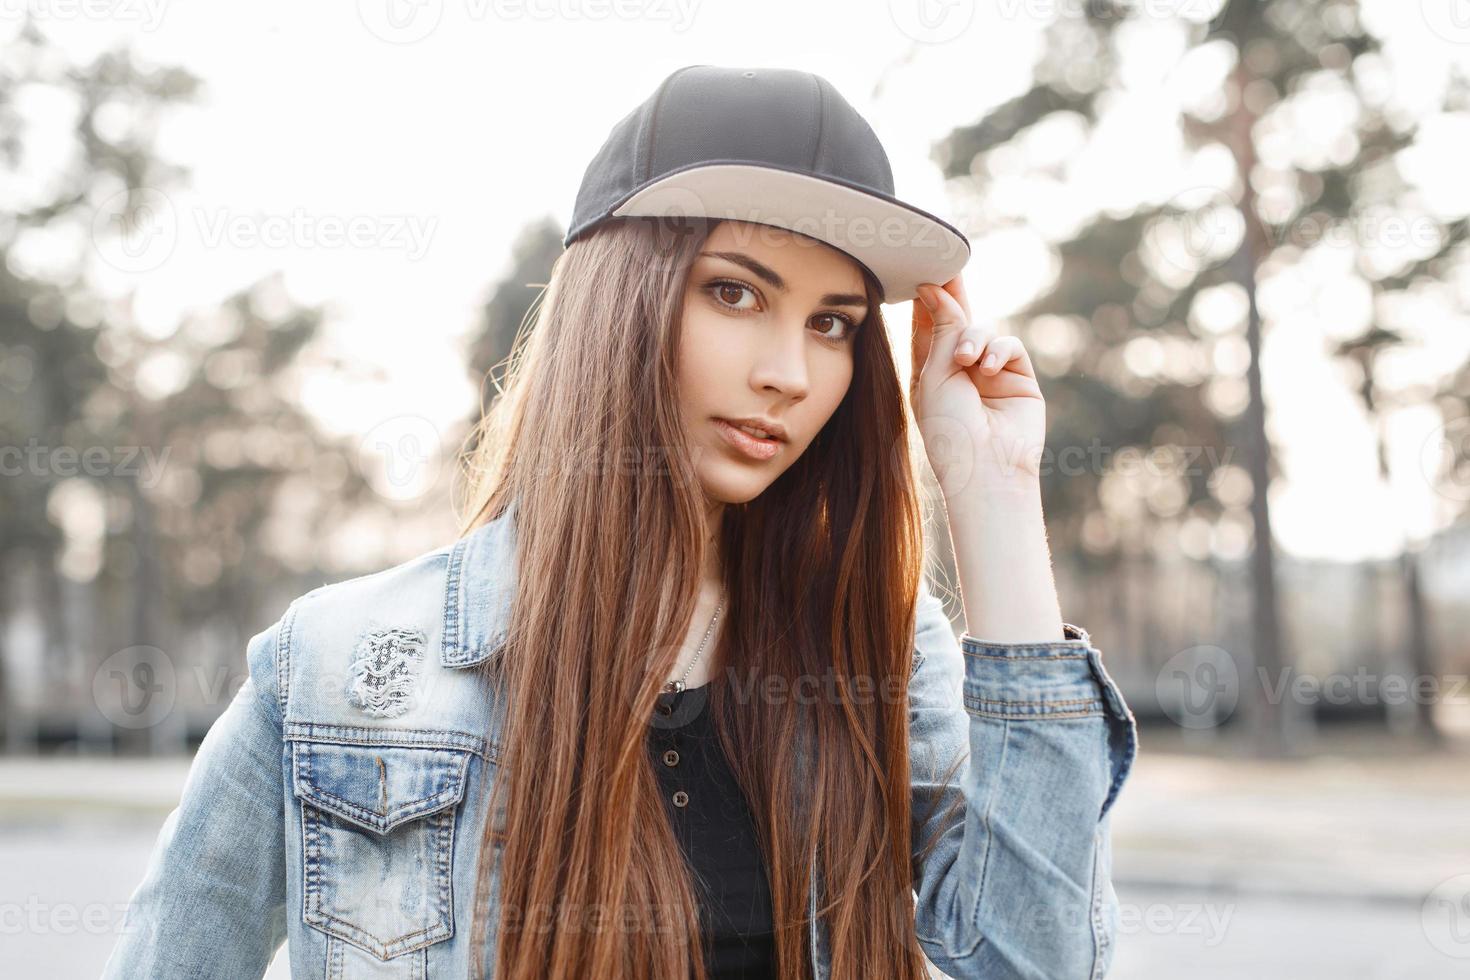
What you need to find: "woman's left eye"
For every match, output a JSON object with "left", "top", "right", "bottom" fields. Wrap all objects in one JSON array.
[{"left": 811, "top": 313, "right": 858, "bottom": 343}]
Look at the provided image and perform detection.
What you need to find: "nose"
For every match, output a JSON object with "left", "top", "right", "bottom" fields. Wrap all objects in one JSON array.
[{"left": 748, "top": 319, "right": 810, "bottom": 401}]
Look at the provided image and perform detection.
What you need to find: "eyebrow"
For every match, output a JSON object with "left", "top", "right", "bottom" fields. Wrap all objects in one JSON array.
[{"left": 698, "top": 251, "right": 869, "bottom": 310}]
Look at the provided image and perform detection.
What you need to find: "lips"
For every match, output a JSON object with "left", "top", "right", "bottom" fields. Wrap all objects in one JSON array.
[
  {"left": 733, "top": 421, "right": 778, "bottom": 440},
  {"left": 713, "top": 418, "right": 782, "bottom": 462}
]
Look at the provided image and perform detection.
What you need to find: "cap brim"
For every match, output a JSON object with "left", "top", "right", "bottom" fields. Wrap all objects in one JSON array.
[{"left": 606, "top": 162, "right": 970, "bottom": 304}]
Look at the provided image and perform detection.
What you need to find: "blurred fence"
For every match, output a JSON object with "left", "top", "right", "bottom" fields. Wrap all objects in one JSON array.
[
  {"left": 3, "top": 520, "right": 1468, "bottom": 755},
  {"left": 1055, "top": 518, "right": 1470, "bottom": 737}
]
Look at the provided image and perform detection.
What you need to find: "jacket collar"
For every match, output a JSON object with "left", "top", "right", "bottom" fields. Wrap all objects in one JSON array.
[{"left": 441, "top": 500, "right": 519, "bottom": 668}]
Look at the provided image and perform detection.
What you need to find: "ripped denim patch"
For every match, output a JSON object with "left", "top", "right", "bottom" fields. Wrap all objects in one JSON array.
[{"left": 344, "top": 627, "right": 428, "bottom": 718}]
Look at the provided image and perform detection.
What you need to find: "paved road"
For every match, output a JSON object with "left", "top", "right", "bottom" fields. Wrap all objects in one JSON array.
[
  {"left": 1107, "top": 884, "right": 1463, "bottom": 979},
  {"left": 5, "top": 736, "right": 1468, "bottom": 978},
  {"left": 1, "top": 813, "right": 287, "bottom": 978},
  {"left": 6, "top": 815, "right": 1461, "bottom": 979}
]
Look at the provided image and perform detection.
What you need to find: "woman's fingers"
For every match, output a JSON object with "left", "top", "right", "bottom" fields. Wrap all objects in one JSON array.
[
  {"left": 941, "top": 274, "right": 973, "bottom": 326},
  {"left": 963, "top": 336, "right": 1043, "bottom": 402},
  {"left": 952, "top": 323, "right": 993, "bottom": 365},
  {"left": 917, "top": 283, "right": 975, "bottom": 379},
  {"left": 915, "top": 284, "right": 1039, "bottom": 388},
  {"left": 950, "top": 331, "right": 1038, "bottom": 383},
  {"left": 910, "top": 293, "right": 933, "bottom": 395},
  {"left": 978, "top": 336, "right": 1035, "bottom": 380}
]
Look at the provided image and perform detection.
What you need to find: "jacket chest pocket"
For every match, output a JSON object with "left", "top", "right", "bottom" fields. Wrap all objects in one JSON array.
[{"left": 290, "top": 738, "right": 473, "bottom": 962}]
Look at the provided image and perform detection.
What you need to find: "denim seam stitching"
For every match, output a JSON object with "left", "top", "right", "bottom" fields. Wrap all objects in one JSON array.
[
  {"left": 966, "top": 696, "right": 1098, "bottom": 708},
  {"left": 963, "top": 702, "right": 1104, "bottom": 720},
  {"left": 442, "top": 535, "right": 468, "bottom": 666},
  {"left": 283, "top": 723, "right": 489, "bottom": 760},
  {"left": 962, "top": 651, "right": 1089, "bottom": 662},
  {"left": 437, "top": 800, "right": 456, "bottom": 951},
  {"left": 1087, "top": 651, "right": 1139, "bottom": 818},
  {"left": 301, "top": 783, "right": 463, "bottom": 832},
  {"left": 958, "top": 716, "right": 1007, "bottom": 960},
  {"left": 960, "top": 634, "right": 1092, "bottom": 653},
  {"left": 277, "top": 600, "right": 299, "bottom": 719},
  {"left": 1088, "top": 826, "right": 1105, "bottom": 980},
  {"left": 304, "top": 900, "right": 449, "bottom": 958},
  {"left": 286, "top": 737, "right": 487, "bottom": 763}
]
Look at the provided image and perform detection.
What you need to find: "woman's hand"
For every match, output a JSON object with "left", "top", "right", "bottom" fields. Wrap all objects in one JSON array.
[
  {"left": 909, "top": 276, "right": 1046, "bottom": 498},
  {"left": 910, "top": 276, "right": 1065, "bottom": 642}
]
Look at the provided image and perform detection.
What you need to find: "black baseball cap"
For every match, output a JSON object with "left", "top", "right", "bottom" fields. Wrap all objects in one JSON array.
[{"left": 564, "top": 64, "right": 971, "bottom": 305}]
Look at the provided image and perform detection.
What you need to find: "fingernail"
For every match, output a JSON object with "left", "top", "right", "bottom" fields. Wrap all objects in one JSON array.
[
  {"left": 982, "top": 353, "right": 997, "bottom": 369},
  {"left": 956, "top": 342, "right": 975, "bottom": 358}
]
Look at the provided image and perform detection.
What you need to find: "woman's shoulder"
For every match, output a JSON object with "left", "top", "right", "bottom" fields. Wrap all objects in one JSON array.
[
  {"left": 293, "top": 536, "right": 458, "bottom": 617},
  {"left": 270, "top": 521, "right": 508, "bottom": 726},
  {"left": 287, "top": 508, "right": 513, "bottom": 633}
]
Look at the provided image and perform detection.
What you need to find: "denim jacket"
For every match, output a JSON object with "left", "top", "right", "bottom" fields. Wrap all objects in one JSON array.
[{"left": 102, "top": 503, "right": 1138, "bottom": 980}]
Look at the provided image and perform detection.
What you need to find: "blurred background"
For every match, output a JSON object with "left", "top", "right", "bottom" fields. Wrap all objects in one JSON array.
[{"left": 3, "top": 1, "right": 1469, "bottom": 977}]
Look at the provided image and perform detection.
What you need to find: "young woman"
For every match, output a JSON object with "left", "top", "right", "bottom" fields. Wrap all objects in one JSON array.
[{"left": 102, "top": 66, "right": 1137, "bottom": 980}]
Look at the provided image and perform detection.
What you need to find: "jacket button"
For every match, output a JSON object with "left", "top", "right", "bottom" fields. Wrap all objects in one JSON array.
[
  {"left": 662, "top": 749, "right": 679, "bottom": 767},
  {"left": 672, "top": 790, "right": 689, "bottom": 808}
]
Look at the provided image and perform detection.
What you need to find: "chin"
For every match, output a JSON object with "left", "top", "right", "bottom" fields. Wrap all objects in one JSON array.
[{"left": 697, "top": 463, "right": 776, "bottom": 506}]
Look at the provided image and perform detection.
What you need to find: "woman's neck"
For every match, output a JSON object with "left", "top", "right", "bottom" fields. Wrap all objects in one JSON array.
[
  {"left": 668, "top": 577, "right": 725, "bottom": 690},
  {"left": 672, "top": 499, "right": 726, "bottom": 691},
  {"left": 702, "top": 499, "right": 725, "bottom": 586}
]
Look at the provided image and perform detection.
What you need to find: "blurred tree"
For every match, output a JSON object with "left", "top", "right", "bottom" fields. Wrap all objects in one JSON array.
[
  {"left": 457, "top": 216, "right": 562, "bottom": 486},
  {"left": 0, "top": 22, "right": 376, "bottom": 753},
  {"left": 932, "top": 0, "right": 1470, "bottom": 751},
  {"left": 1207, "top": 0, "right": 1466, "bottom": 746},
  {"left": 465, "top": 216, "right": 563, "bottom": 413}
]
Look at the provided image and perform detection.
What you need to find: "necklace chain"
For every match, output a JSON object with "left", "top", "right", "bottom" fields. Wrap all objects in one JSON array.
[{"left": 662, "top": 591, "right": 724, "bottom": 695}]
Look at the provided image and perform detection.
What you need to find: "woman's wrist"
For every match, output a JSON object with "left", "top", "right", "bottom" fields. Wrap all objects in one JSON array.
[{"left": 942, "top": 477, "right": 1067, "bottom": 644}]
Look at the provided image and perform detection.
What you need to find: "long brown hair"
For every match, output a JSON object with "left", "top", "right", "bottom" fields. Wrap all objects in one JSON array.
[{"left": 454, "top": 215, "right": 938, "bottom": 979}]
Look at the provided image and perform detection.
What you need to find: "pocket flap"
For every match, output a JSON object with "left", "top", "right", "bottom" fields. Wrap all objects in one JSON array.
[{"left": 290, "top": 740, "right": 471, "bottom": 834}]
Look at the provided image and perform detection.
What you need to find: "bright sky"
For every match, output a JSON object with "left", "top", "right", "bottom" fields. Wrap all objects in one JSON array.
[{"left": 8, "top": 0, "right": 1469, "bottom": 563}]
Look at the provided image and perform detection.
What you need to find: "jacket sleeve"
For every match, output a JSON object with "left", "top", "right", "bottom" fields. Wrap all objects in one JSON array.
[
  {"left": 907, "top": 579, "right": 1138, "bottom": 980},
  {"left": 100, "top": 604, "right": 295, "bottom": 980}
]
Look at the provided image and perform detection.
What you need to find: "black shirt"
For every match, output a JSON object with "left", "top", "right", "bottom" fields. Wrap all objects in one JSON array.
[{"left": 649, "top": 683, "right": 778, "bottom": 979}]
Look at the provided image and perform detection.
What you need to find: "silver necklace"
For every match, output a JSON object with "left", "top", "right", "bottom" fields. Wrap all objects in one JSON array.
[{"left": 662, "top": 591, "right": 724, "bottom": 694}]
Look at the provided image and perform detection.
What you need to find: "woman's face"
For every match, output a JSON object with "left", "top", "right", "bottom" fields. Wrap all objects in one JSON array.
[{"left": 677, "top": 220, "right": 869, "bottom": 505}]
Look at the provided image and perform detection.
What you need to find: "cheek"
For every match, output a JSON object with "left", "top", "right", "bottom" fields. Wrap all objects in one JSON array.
[
  {"left": 779, "top": 357, "right": 853, "bottom": 459},
  {"left": 676, "top": 312, "right": 726, "bottom": 410},
  {"left": 813, "top": 355, "right": 854, "bottom": 421}
]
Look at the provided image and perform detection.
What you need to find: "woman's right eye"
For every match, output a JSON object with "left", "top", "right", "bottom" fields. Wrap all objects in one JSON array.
[{"left": 706, "top": 280, "right": 759, "bottom": 312}]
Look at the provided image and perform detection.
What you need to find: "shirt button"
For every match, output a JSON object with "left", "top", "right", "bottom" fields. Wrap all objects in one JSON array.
[
  {"left": 662, "top": 749, "right": 679, "bottom": 767},
  {"left": 655, "top": 702, "right": 672, "bottom": 717},
  {"left": 672, "top": 790, "right": 689, "bottom": 808}
]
